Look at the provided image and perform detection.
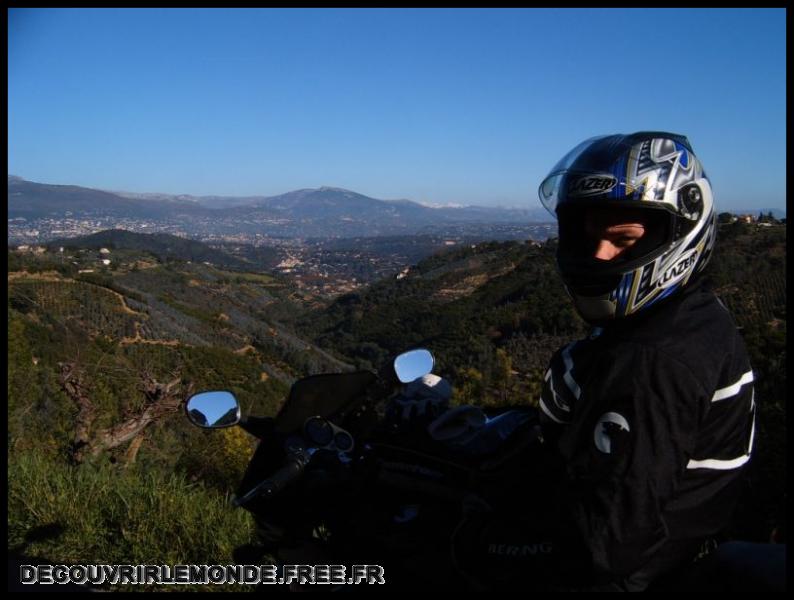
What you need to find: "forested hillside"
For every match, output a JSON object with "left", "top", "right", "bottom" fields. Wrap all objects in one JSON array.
[{"left": 7, "top": 220, "right": 786, "bottom": 588}]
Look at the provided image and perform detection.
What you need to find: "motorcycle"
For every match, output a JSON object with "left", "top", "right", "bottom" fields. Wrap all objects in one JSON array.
[
  {"left": 184, "top": 349, "right": 552, "bottom": 590},
  {"left": 184, "top": 349, "right": 786, "bottom": 592}
]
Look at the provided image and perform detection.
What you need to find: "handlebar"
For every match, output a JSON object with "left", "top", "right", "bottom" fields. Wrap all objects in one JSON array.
[{"left": 232, "top": 448, "right": 316, "bottom": 507}]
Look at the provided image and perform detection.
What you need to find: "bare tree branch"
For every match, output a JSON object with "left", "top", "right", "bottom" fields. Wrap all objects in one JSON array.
[
  {"left": 88, "top": 374, "right": 191, "bottom": 458},
  {"left": 124, "top": 434, "right": 145, "bottom": 466},
  {"left": 58, "top": 362, "right": 193, "bottom": 462}
]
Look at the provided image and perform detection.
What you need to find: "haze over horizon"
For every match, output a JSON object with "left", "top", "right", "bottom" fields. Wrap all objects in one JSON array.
[
  {"left": 9, "top": 8, "right": 786, "bottom": 212},
  {"left": 6, "top": 173, "right": 538, "bottom": 211},
  {"left": 5, "top": 174, "right": 785, "bottom": 217}
]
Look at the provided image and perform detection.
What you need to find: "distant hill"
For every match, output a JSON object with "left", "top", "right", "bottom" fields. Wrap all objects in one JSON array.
[
  {"left": 8, "top": 177, "right": 552, "bottom": 238},
  {"left": 47, "top": 229, "right": 249, "bottom": 269},
  {"left": 106, "top": 189, "right": 262, "bottom": 209},
  {"left": 106, "top": 184, "right": 553, "bottom": 221},
  {"left": 9, "top": 176, "right": 782, "bottom": 229},
  {"left": 232, "top": 186, "right": 548, "bottom": 225},
  {"left": 8, "top": 176, "right": 201, "bottom": 219}
]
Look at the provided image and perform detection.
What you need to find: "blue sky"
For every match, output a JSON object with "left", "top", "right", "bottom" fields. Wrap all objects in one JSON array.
[{"left": 8, "top": 8, "right": 786, "bottom": 212}]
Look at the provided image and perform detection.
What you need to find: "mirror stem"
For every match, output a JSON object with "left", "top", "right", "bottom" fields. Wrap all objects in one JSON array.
[{"left": 238, "top": 415, "right": 275, "bottom": 439}]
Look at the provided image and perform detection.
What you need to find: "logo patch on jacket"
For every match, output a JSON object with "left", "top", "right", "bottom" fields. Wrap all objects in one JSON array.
[{"left": 594, "top": 412, "right": 630, "bottom": 454}]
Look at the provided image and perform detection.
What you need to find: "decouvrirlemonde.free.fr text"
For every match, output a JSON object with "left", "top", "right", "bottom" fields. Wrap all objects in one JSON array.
[{"left": 20, "top": 564, "right": 386, "bottom": 586}]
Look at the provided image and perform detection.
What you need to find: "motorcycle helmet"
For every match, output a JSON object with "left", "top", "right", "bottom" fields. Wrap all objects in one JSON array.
[{"left": 538, "top": 131, "right": 716, "bottom": 323}]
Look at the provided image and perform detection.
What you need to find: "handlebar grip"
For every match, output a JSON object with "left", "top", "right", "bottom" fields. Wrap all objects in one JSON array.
[
  {"left": 233, "top": 450, "right": 313, "bottom": 507},
  {"left": 261, "top": 456, "right": 306, "bottom": 497}
]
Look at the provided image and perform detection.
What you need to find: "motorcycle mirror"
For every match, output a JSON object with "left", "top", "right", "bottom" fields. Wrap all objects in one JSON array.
[
  {"left": 394, "top": 348, "right": 435, "bottom": 383},
  {"left": 186, "top": 390, "right": 241, "bottom": 428}
]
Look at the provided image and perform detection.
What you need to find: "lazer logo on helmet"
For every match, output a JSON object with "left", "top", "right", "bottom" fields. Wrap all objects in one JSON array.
[
  {"left": 567, "top": 175, "right": 617, "bottom": 197},
  {"left": 658, "top": 250, "right": 698, "bottom": 287}
]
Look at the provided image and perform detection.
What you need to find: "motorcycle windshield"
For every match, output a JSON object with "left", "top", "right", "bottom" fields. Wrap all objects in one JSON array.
[{"left": 274, "top": 371, "right": 377, "bottom": 434}]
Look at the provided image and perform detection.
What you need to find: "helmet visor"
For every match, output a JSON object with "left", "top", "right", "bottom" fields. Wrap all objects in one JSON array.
[
  {"left": 538, "top": 132, "right": 693, "bottom": 217},
  {"left": 557, "top": 204, "right": 676, "bottom": 277},
  {"left": 539, "top": 135, "right": 624, "bottom": 215}
]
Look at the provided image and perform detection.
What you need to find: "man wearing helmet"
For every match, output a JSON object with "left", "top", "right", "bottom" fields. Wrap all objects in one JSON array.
[{"left": 535, "top": 132, "right": 755, "bottom": 590}]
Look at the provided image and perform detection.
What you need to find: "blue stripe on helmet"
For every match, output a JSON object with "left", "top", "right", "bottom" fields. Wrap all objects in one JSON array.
[
  {"left": 674, "top": 142, "right": 689, "bottom": 168},
  {"left": 657, "top": 282, "right": 680, "bottom": 303},
  {"left": 617, "top": 272, "right": 633, "bottom": 315},
  {"left": 612, "top": 153, "right": 627, "bottom": 199}
]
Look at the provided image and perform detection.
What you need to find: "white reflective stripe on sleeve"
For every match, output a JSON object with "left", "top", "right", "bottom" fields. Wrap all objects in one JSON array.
[
  {"left": 747, "top": 392, "right": 756, "bottom": 454},
  {"left": 545, "top": 369, "right": 569, "bottom": 412},
  {"left": 712, "top": 370, "right": 754, "bottom": 402},
  {"left": 690, "top": 389, "right": 756, "bottom": 471},
  {"left": 686, "top": 454, "right": 751, "bottom": 471},
  {"left": 539, "top": 397, "right": 567, "bottom": 424},
  {"left": 561, "top": 343, "right": 582, "bottom": 400}
]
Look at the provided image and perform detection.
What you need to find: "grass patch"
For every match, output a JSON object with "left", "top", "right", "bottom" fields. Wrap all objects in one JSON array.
[{"left": 8, "top": 450, "right": 262, "bottom": 591}]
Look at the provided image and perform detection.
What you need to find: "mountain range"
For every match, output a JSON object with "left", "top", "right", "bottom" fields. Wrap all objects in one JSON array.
[
  {"left": 11, "top": 176, "right": 782, "bottom": 241},
  {"left": 8, "top": 176, "right": 553, "bottom": 238}
]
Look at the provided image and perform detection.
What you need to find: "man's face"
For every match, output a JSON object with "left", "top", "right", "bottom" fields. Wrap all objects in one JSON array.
[{"left": 583, "top": 208, "right": 649, "bottom": 261}]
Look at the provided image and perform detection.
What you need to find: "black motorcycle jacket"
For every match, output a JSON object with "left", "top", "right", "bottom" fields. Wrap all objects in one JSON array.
[{"left": 538, "top": 280, "right": 755, "bottom": 590}]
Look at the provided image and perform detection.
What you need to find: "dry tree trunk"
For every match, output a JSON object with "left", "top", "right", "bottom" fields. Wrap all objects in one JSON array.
[
  {"left": 58, "top": 363, "right": 193, "bottom": 463},
  {"left": 59, "top": 362, "right": 96, "bottom": 462}
]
